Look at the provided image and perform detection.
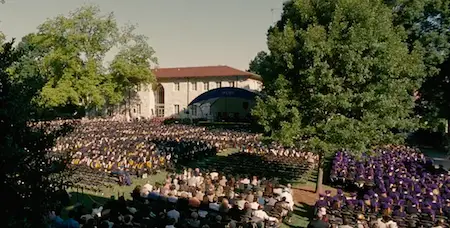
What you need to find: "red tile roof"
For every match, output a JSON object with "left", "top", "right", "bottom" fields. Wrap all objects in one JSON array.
[{"left": 153, "top": 66, "right": 262, "bottom": 81}]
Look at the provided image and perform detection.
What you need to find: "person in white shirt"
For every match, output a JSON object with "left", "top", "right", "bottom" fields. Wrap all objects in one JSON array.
[
  {"left": 236, "top": 197, "right": 247, "bottom": 210},
  {"left": 187, "top": 176, "right": 197, "bottom": 187},
  {"left": 280, "top": 190, "right": 294, "bottom": 211},
  {"left": 252, "top": 205, "right": 278, "bottom": 225},
  {"left": 91, "top": 203, "right": 103, "bottom": 218},
  {"left": 210, "top": 172, "right": 218, "bottom": 180},
  {"left": 240, "top": 178, "right": 250, "bottom": 185},
  {"left": 250, "top": 200, "right": 259, "bottom": 210}
]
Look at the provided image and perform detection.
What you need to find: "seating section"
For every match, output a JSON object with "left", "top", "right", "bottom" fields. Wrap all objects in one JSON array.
[
  {"left": 315, "top": 145, "right": 450, "bottom": 227},
  {"left": 46, "top": 119, "right": 317, "bottom": 192},
  {"left": 188, "top": 152, "right": 313, "bottom": 184}
]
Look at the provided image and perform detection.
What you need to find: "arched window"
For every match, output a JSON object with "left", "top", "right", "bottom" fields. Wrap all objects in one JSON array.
[{"left": 156, "top": 84, "right": 165, "bottom": 104}]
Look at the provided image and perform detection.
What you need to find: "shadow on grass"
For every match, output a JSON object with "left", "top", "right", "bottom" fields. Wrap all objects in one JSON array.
[
  {"left": 68, "top": 192, "right": 112, "bottom": 209},
  {"left": 175, "top": 152, "right": 311, "bottom": 185},
  {"left": 61, "top": 192, "right": 112, "bottom": 219},
  {"left": 281, "top": 202, "right": 314, "bottom": 228}
]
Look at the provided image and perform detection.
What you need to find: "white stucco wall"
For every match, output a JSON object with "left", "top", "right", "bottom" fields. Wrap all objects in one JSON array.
[
  {"left": 239, "top": 78, "right": 263, "bottom": 91},
  {"left": 136, "top": 84, "right": 155, "bottom": 118},
  {"left": 131, "top": 75, "right": 262, "bottom": 119}
]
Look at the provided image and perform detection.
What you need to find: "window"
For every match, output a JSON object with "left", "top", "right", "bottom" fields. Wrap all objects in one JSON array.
[
  {"left": 230, "top": 81, "right": 236, "bottom": 87},
  {"left": 216, "top": 81, "right": 222, "bottom": 88},
  {"left": 192, "top": 82, "right": 197, "bottom": 91},
  {"left": 157, "top": 85, "right": 165, "bottom": 104},
  {"left": 174, "top": 82, "right": 180, "bottom": 91},
  {"left": 137, "top": 104, "right": 141, "bottom": 114},
  {"left": 204, "top": 82, "right": 209, "bottom": 91},
  {"left": 174, "top": 104, "right": 180, "bottom": 114}
]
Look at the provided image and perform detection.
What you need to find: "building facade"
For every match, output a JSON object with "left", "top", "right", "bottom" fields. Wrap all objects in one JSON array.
[{"left": 132, "top": 66, "right": 262, "bottom": 119}]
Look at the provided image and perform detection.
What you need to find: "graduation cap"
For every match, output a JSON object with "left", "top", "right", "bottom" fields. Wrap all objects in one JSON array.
[{"left": 380, "top": 202, "right": 390, "bottom": 209}]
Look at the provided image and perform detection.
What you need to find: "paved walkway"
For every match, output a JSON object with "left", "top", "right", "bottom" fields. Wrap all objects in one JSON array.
[{"left": 421, "top": 148, "right": 450, "bottom": 170}]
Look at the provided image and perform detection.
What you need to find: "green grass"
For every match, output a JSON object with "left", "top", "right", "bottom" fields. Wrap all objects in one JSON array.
[
  {"left": 219, "top": 148, "right": 240, "bottom": 156},
  {"left": 67, "top": 171, "right": 167, "bottom": 209},
  {"left": 280, "top": 203, "right": 312, "bottom": 228}
]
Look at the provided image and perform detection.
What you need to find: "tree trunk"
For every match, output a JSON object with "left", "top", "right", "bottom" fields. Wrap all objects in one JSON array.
[
  {"left": 447, "top": 118, "right": 449, "bottom": 134},
  {"left": 126, "top": 89, "right": 132, "bottom": 122},
  {"left": 315, "top": 154, "right": 323, "bottom": 194}
]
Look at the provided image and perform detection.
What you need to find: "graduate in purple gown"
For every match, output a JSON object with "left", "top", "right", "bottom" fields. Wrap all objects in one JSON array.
[{"left": 322, "top": 145, "right": 450, "bottom": 225}]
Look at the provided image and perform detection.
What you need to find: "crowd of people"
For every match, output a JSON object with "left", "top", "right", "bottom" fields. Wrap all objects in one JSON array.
[
  {"left": 36, "top": 118, "right": 322, "bottom": 227},
  {"left": 49, "top": 167, "right": 297, "bottom": 228},
  {"left": 46, "top": 119, "right": 318, "bottom": 191},
  {"left": 311, "top": 145, "right": 450, "bottom": 228}
]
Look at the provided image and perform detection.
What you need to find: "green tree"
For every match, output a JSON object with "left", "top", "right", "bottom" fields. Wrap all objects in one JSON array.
[
  {"left": 252, "top": 75, "right": 302, "bottom": 146},
  {"left": 0, "top": 41, "right": 72, "bottom": 227},
  {"left": 0, "top": 31, "right": 5, "bottom": 49},
  {"left": 251, "top": 0, "right": 425, "bottom": 192},
  {"left": 110, "top": 26, "right": 157, "bottom": 119},
  {"left": 19, "top": 5, "right": 157, "bottom": 116},
  {"left": 385, "top": 0, "right": 450, "bottom": 126}
]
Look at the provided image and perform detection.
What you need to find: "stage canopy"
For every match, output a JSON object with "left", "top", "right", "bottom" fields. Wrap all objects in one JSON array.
[
  {"left": 188, "top": 87, "right": 259, "bottom": 106},
  {"left": 188, "top": 87, "right": 260, "bottom": 122}
]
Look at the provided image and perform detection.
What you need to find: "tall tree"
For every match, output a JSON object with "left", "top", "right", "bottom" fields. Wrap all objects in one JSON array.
[
  {"left": 385, "top": 0, "right": 450, "bottom": 126},
  {"left": 109, "top": 26, "right": 158, "bottom": 119},
  {"left": 251, "top": 0, "right": 425, "bottom": 193},
  {"left": 248, "top": 51, "right": 279, "bottom": 92},
  {"left": 0, "top": 41, "right": 72, "bottom": 227},
  {"left": 19, "top": 5, "right": 157, "bottom": 116}
]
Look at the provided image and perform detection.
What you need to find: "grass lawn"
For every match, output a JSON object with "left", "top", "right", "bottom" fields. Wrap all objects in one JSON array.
[{"left": 67, "top": 171, "right": 167, "bottom": 210}]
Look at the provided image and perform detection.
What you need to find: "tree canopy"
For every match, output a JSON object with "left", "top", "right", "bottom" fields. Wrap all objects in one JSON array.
[
  {"left": 251, "top": 0, "right": 425, "bottom": 155},
  {"left": 384, "top": 0, "right": 450, "bottom": 125},
  {"left": 0, "top": 41, "right": 72, "bottom": 227},
  {"left": 13, "top": 5, "right": 157, "bottom": 115}
]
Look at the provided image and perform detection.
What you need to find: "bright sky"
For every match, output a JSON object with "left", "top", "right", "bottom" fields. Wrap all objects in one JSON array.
[{"left": 0, "top": 0, "right": 284, "bottom": 70}]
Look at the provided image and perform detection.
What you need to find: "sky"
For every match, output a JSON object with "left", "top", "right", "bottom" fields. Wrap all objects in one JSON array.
[{"left": 0, "top": 0, "right": 284, "bottom": 71}]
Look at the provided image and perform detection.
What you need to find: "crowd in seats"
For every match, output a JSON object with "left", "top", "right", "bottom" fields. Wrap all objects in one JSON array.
[
  {"left": 48, "top": 168, "right": 297, "bottom": 228},
  {"left": 47, "top": 119, "right": 317, "bottom": 189},
  {"left": 241, "top": 142, "right": 318, "bottom": 164},
  {"left": 311, "top": 145, "right": 450, "bottom": 228},
  {"left": 70, "top": 166, "right": 118, "bottom": 193},
  {"left": 38, "top": 119, "right": 323, "bottom": 227},
  {"left": 185, "top": 152, "right": 314, "bottom": 184}
]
